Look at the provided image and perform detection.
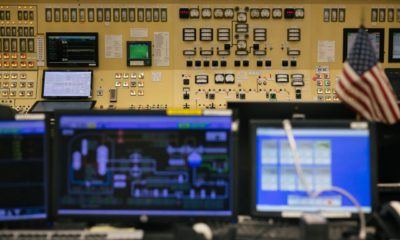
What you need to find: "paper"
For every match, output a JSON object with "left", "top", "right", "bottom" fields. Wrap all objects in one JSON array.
[
  {"left": 130, "top": 28, "right": 148, "bottom": 38},
  {"left": 154, "top": 32, "right": 170, "bottom": 66},
  {"left": 105, "top": 35, "right": 122, "bottom": 59},
  {"left": 317, "top": 40, "right": 335, "bottom": 63}
]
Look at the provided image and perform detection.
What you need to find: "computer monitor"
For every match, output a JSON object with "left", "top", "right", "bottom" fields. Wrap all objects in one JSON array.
[
  {"left": 388, "top": 28, "right": 400, "bottom": 63},
  {"left": 46, "top": 32, "right": 99, "bottom": 67},
  {"left": 42, "top": 70, "right": 93, "bottom": 98},
  {"left": 343, "top": 28, "right": 384, "bottom": 63},
  {"left": 53, "top": 110, "right": 234, "bottom": 222},
  {"left": 250, "top": 120, "right": 376, "bottom": 218},
  {"left": 227, "top": 101, "right": 357, "bottom": 215},
  {"left": 0, "top": 119, "right": 47, "bottom": 221}
]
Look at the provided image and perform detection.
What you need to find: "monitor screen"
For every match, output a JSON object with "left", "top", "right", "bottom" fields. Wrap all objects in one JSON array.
[
  {"left": 54, "top": 111, "right": 233, "bottom": 220},
  {"left": 0, "top": 120, "right": 47, "bottom": 221},
  {"left": 42, "top": 70, "right": 93, "bottom": 98},
  {"left": 343, "top": 28, "right": 384, "bottom": 63},
  {"left": 46, "top": 32, "right": 99, "bottom": 67},
  {"left": 227, "top": 101, "right": 357, "bottom": 215},
  {"left": 389, "top": 29, "right": 400, "bottom": 63},
  {"left": 127, "top": 41, "right": 152, "bottom": 66},
  {"left": 251, "top": 120, "right": 375, "bottom": 218}
]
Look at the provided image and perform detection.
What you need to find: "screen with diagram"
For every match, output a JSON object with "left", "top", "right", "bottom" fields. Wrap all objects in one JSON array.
[
  {"left": 55, "top": 114, "right": 233, "bottom": 217},
  {"left": 252, "top": 121, "right": 372, "bottom": 216}
]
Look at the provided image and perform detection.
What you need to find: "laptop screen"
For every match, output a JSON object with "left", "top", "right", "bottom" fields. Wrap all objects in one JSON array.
[
  {"left": 54, "top": 111, "right": 233, "bottom": 220},
  {"left": 251, "top": 120, "right": 375, "bottom": 218},
  {"left": 0, "top": 120, "right": 47, "bottom": 221},
  {"left": 42, "top": 70, "right": 92, "bottom": 98}
]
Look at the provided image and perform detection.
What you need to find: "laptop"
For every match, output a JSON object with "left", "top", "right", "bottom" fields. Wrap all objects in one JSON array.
[
  {"left": 29, "top": 70, "right": 96, "bottom": 114},
  {"left": 250, "top": 119, "right": 377, "bottom": 219}
]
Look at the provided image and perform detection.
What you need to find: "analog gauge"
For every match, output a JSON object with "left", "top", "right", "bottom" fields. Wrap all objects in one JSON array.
[
  {"left": 260, "top": 8, "right": 270, "bottom": 18},
  {"left": 272, "top": 8, "right": 282, "bottom": 18},
  {"left": 201, "top": 8, "right": 212, "bottom": 18},
  {"left": 225, "top": 74, "right": 235, "bottom": 83},
  {"left": 215, "top": 74, "right": 224, "bottom": 83},
  {"left": 224, "top": 8, "right": 234, "bottom": 18},
  {"left": 295, "top": 8, "right": 304, "bottom": 18},
  {"left": 250, "top": 8, "right": 260, "bottom": 19},
  {"left": 189, "top": 8, "right": 199, "bottom": 18},
  {"left": 237, "top": 12, "right": 247, "bottom": 22},
  {"left": 214, "top": 8, "right": 224, "bottom": 18},
  {"left": 237, "top": 40, "right": 247, "bottom": 50}
]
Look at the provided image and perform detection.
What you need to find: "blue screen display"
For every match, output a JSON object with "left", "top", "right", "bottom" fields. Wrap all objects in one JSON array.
[
  {"left": 56, "top": 114, "right": 233, "bottom": 217},
  {"left": 0, "top": 120, "right": 46, "bottom": 221},
  {"left": 254, "top": 127, "right": 372, "bottom": 215}
]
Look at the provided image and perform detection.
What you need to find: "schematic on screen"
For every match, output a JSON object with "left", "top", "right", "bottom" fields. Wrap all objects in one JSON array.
[{"left": 55, "top": 114, "right": 233, "bottom": 217}]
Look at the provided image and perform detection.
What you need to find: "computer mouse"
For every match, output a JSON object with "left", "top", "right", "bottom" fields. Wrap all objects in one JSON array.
[{"left": 192, "top": 222, "right": 212, "bottom": 240}]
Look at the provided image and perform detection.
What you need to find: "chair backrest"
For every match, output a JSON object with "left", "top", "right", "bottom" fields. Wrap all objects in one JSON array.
[{"left": 0, "top": 105, "right": 16, "bottom": 120}]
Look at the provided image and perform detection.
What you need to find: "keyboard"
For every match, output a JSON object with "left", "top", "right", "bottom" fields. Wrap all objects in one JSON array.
[
  {"left": 0, "top": 230, "right": 143, "bottom": 240},
  {"left": 236, "top": 220, "right": 359, "bottom": 240}
]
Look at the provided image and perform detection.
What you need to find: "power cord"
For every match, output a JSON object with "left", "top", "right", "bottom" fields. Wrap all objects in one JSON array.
[{"left": 282, "top": 119, "right": 367, "bottom": 240}]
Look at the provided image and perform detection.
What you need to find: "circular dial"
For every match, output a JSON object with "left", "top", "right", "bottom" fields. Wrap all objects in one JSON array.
[
  {"left": 237, "top": 12, "right": 247, "bottom": 22},
  {"left": 214, "top": 8, "right": 224, "bottom": 18},
  {"left": 189, "top": 8, "right": 199, "bottom": 18},
  {"left": 225, "top": 74, "right": 235, "bottom": 83},
  {"left": 250, "top": 8, "right": 260, "bottom": 18},
  {"left": 224, "top": 8, "right": 234, "bottom": 18},
  {"left": 272, "top": 8, "right": 282, "bottom": 18},
  {"left": 201, "top": 8, "right": 212, "bottom": 18},
  {"left": 237, "top": 40, "right": 247, "bottom": 50},
  {"left": 215, "top": 74, "right": 224, "bottom": 83},
  {"left": 260, "top": 8, "right": 270, "bottom": 18},
  {"left": 295, "top": 8, "right": 304, "bottom": 18}
]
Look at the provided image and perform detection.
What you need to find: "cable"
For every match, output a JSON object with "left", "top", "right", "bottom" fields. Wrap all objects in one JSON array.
[{"left": 282, "top": 119, "right": 367, "bottom": 240}]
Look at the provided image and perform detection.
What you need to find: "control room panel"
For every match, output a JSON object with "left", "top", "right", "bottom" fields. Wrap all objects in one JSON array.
[{"left": 0, "top": 0, "right": 399, "bottom": 112}]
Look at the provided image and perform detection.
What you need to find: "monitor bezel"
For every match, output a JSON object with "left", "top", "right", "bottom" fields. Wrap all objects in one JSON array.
[
  {"left": 227, "top": 101, "right": 358, "bottom": 216},
  {"left": 342, "top": 28, "right": 385, "bottom": 63},
  {"left": 41, "top": 69, "right": 93, "bottom": 99},
  {"left": 52, "top": 110, "right": 236, "bottom": 224},
  {"left": 126, "top": 41, "right": 152, "bottom": 67},
  {"left": 46, "top": 32, "right": 99, "bottom": 67},
  {"left": 388, "top": 28, "right": 400, "bottom": 63},
  {"left": 249, "top": 119, "right": 377, "bottom": 219},
  {"left": 0, "top": 118, "right": 49, "bottom": 226}
]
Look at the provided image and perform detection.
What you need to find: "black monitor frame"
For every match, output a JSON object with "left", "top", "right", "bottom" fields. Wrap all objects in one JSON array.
[
  {"left": 249, "top": 119, "right": 378, "bottom": 219},
  {"left": 126, "top": 41, "right": 152, "bottom": 67},
  {"left": 342, "top": 28, "right": 384, "bottom": 63},
  {"left": 227, "top": 101, "right": 358, "bottom": 215},
  {"left": 0, "top": 117, "right": 49, "bottom": 228},
  {"left": 46, "top": 32, "right": 99, "bottom": 67},
  {"left": 41, "top": 70, "right": 93, "bottom": 99},
  {"left": 389, "top": 28, "right": 400, "bottom": 63},
  {"left": 51, "top": 110, "right": 236, "bottom": 224}
]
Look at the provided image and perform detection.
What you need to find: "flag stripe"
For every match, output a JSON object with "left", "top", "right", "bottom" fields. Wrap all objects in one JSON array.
[
  {"left": 337, "top": 72, "right": 373, "bottom": 120},
  {"left": 342, "top": 63, "right": 381, "bottom": 119}
]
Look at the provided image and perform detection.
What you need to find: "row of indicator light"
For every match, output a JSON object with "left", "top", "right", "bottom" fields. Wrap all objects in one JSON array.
[
  {"left": 0, "top": 82, "right": 34, "bottom": 88},
  {"left": 0, "top": 60, "right": 34, "bottom": 68},
  {"left": 115, "top": 80, "right": 144, "bottom": 88},
  {"left": 0, "top": 72, "right": 27, "bottom": 79},
  {"left": 115, "top": 72, "right": 144, "bottom": 79},
  {"left": 0, "top": 53, "right": 29, "bottom": 59},
  {"left": 1, "top": 90, "right": 34, "bottom": 97}
]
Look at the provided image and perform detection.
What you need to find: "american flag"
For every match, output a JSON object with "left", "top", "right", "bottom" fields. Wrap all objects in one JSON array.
[{"left": 337, "top": 28, "right": 400, "bottom": 124}]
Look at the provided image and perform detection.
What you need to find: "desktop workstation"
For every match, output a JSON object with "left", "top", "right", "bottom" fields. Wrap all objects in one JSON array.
[{"left": 0, "top": 106, "right": 398, "bottom": 240}]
